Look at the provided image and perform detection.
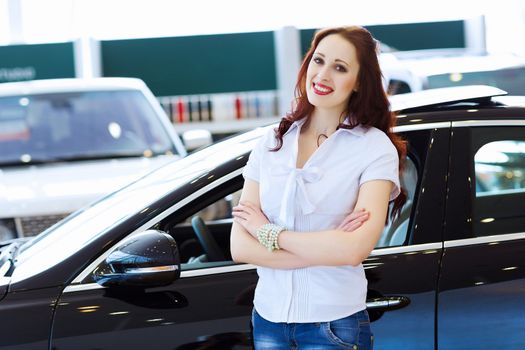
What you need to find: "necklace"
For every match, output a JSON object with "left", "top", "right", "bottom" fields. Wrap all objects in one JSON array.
[{"left": 316, "top": 133, "right": 328, "bottom": 147}]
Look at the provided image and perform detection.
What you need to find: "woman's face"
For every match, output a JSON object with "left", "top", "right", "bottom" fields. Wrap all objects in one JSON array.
[{"left": 306, "top": 34, "right": 360, "bottom": 114}]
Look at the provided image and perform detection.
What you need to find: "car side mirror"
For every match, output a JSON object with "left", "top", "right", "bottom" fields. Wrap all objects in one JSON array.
[
  {"left": 93, "top": 230, "right": 180, "bottom": 288},
  {"left": 182, "top": 129, "right": 213, "bottom": 152}
]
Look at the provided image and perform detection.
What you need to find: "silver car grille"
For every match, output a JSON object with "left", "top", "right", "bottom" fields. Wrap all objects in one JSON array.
[{"left": 15, "top": 213, "right": 69, "bottom": 237}]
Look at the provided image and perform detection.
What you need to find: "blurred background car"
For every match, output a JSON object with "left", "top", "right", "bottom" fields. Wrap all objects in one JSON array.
[
  {"left": 382, "top": 49, "right": 525, "bottom": 95},
  {"left": 0, "top": 77, "right": 211, "bottom": 240}
]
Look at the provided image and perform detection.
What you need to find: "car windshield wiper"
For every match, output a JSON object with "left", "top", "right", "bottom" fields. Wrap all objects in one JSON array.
[{"left": 0, "top": 240, "right": 25, "bottom": 277}]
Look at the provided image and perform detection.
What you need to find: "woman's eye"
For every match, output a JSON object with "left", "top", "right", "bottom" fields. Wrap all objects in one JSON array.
[
  {"left": 313, "top": 57, "right": 323, "bottom": 65},
  {"left": 335, "top": 65, "right": 347, "bottom": 73}
]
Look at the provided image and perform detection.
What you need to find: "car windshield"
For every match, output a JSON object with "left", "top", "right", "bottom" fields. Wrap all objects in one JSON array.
[
  {"left": 0, "top": 90, "right": 176, "bottom": 166},
  {"left": 427, "top": 66, "right": 525, "bottom": 95}
]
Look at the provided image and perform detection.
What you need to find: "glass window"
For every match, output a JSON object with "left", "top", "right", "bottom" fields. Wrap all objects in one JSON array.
[
  {"left": 0, "top": 90, "right": 178, "bottom": 166},
  {"left": 387, "top": 79, "right": 412, "bottom": 95},
  {"left": 377, "top": 157, "right": 418, "bottom": 248},
  {"left": 168, "top": 189, "right": 241, "bottom": 271},
  {"left": 473, "top": 132, "right": 525, "bottom": 236},
  {"left": 475, "top": 141, "right": 525, "bottom": 195}
]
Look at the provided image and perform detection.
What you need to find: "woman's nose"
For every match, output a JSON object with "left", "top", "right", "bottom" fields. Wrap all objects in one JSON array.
[{"left": 316, "top": 66, "right": 330, "bottom": 81}]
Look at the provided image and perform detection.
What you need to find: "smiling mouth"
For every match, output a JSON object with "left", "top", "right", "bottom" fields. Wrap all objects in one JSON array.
[{"left": 313, "top": 82, "right": 333, "bottom": 95}]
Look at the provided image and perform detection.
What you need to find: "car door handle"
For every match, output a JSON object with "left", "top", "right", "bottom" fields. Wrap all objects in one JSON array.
[{"left": 366, "top": 296, "right": 410, "bottom": 311}]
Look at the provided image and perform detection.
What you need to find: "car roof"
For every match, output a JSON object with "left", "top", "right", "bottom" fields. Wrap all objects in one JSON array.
[
  {"left": 390, "top": 85, "right": 507, "bottom": 112},
  {"left": 390, "top": 85, "right": 525, "bottom": 127},
  {"left": 0, "top": 77, "right": 147, "bottom": 96}
]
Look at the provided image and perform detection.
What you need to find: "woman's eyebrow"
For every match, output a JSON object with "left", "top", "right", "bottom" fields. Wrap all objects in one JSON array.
[
  {"left": 314, "top": 51, "right": 350, "bottom": 66},
  {"left": 335, "top": 59, "right": 350, "bottom": 66}
]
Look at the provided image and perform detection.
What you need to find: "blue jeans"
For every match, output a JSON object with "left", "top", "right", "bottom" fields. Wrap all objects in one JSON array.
[{"left": 252, "top": 308, "right": 374, "bottom": 349}]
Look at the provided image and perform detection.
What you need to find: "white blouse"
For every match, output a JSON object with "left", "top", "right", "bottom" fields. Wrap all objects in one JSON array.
[{"left": 242, "top": 117, "right": 400, "bottom": 323}]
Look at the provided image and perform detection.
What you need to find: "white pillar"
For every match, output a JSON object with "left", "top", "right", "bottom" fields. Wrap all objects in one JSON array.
[
  {"left": 464, "top": 15, "right": 486, "bottom": 54},
  {"left": 73, "top": 37, "right": 101, "bottom": 78},
  {"left": 274, "top": 26, "right": 302, "bottom": 117},
  {"left": 7, "top": 0, "right": 24, "bottom": 44},
  {"left": 71, "top": 0, "right": 101, "bottom": 78}
]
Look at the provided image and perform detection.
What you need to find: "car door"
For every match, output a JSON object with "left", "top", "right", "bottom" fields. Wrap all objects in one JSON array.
[
  {"left": 438, "top": 122, "right": 525, "bottom": 349},
  {"left": 365, "top": 124, "right": 449, "bottom": 350},
  {"left": 50, "top": 174, "right": 258, "bottom": 349},
  {"left": 51, "top": 268, "right": 257, "bottom": 349},
  {"left": 0, "top": 285, "right": 61, "bottom": 350}
]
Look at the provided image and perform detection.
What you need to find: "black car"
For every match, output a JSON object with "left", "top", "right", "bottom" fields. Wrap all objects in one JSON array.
[{"left": 1, "top": 85, "right": 524, "bottom": 350}]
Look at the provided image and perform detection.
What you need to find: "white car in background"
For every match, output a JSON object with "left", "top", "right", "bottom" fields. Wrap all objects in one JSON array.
[
  {"left": 380, "top": 49, "right": 525, "bottom": 95},
  {"left": 0, "top": 78, "right": 210, "bottom": 240}
]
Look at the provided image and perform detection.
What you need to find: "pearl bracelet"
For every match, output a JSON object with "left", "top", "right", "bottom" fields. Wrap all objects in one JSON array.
[{"left": 256, "top": 223, "right": 286, "bottom": 252}]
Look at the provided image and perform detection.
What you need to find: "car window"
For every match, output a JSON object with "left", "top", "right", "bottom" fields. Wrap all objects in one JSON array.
[
  {"left": 387, "top": 79, "right": 412, "bottom": 95},
  {"left": 377, "top": 156, "right": 418, "bottom": 248},
  {"left": 79, "top": 188, "right": 241, "bottom": 282},
  {"left": 163, "top": 156, "right": 418, "bottom": 272},
  {"left": 0, "top": 90, "right": 177, "bottom": 165},
  {"left": 472, "top": 129, "right": 525, "bottom": 236},
  {"left": 171, "top": 190, "right": 241, "bottom": 271},
  {"left": 475, "top": 141, "right": 525, "bottom": 195}
]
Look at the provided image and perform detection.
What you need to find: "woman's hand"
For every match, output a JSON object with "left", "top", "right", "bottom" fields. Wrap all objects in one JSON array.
[
  {"left": 337, "top": 209, "right": 370, "bottom": 232},
  {"left": 232, "top": 201, "right": 270, "bottom": 237}
]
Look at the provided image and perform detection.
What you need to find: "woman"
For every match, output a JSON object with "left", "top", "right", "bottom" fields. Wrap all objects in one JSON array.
[{"left": 230, "top": 26, "right": 406, "bottom": 349}]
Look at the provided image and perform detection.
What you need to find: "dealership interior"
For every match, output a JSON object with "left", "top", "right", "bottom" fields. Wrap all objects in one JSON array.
[
  {"left": 1, "top": 1, "right": 525, "bottom": 135},
  {"left": 1, "top": 1, "right": 525, "bottom": 349}
]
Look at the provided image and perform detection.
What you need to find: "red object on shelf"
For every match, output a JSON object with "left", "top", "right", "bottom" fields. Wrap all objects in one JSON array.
[
  {"left": 177, "top": 98, "right": 185, "bottom": 123},
  {"left": 235, "top": 96, "right": 242, "bottom": 120}
]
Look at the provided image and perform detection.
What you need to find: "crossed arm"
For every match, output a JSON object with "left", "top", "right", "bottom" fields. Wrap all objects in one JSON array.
[{"left": 229, "top": 178, "right": 393, "bottom": 268}]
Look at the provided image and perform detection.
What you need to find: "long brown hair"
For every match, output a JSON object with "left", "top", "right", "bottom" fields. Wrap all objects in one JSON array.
[{"left": 273, "top": 26, "right": 407, "bottom": 221}]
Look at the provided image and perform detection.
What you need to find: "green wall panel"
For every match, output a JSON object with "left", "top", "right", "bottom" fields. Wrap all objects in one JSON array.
[
  {"left": 102, "top": 32, "right": 277, "bottom": 96},
  {"left": 300, "top": 29, "right": 317, "bottom": 60},
  {"left": 301, "top": 21, "right": 466, "bottom": 55},
  {"left": 0, "top": 42, "right": 75, "bottom": 83},
  {"left": 367, "top": 21, "right": 465, "bottom": 51}
]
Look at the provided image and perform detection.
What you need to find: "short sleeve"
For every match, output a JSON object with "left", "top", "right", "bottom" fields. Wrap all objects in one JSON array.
[
  {"left": 242, "top": 128, "right": 272, "bottom": 182},
  {"left": 359, "top": 146, "right": 401, "bottom": 201}
]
